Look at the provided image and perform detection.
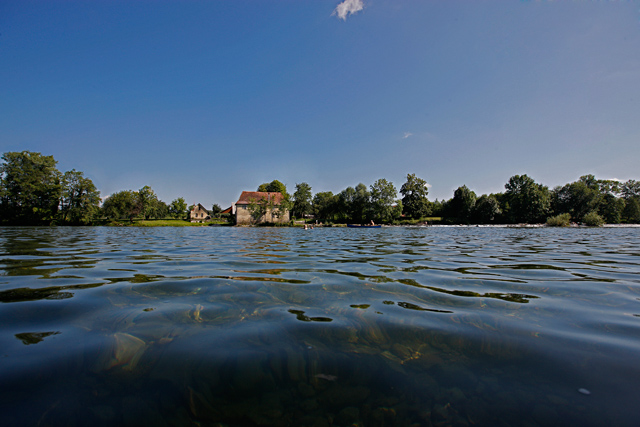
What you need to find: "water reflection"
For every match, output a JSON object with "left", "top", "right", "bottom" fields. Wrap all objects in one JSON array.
[
  {"left": 15, "top": 331, "right": 60, "bottom": 345},
  {"left": 396, "top": 301, "right": 453, "bottom": 313},
  {"left": 0, "top": 283, "right": 102, "bottom": 303},
  {"left": 288, "top": 309, "right": 333, "bottom": 322},
  {"left": 0, "top": 226, "right": 639, "bottom": 426}
]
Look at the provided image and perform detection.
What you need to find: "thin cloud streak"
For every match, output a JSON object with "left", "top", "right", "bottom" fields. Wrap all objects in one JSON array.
[{"left": 333, "top": 0, "right": 364, "bottom": 21}]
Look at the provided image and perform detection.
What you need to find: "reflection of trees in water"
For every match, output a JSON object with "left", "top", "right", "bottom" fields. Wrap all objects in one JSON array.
[
  {"left": 396, "top": 278, "right": 538, "bottom": 304},
  {"left": 15, "top": 331, "right": 60, "bottom": 345},
  {"left": 287, "top": 309, "right": 332, "bottom": 322},
  {"left": 0, "top": 229, "right": 105, "bottom": 305},
  {"left": 0, "top": 283, "right": 103, "bottom": 303},
  {"left": 0, "top": 228, "right": 98, "bottom": 278},
  {"left": 0, "top": 227, "right": 637, "bottom": 426}
]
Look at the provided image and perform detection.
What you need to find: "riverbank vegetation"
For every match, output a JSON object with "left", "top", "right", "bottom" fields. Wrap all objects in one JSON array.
[{"left": 1, "top": 151, "right": 639, "bottom": 226}]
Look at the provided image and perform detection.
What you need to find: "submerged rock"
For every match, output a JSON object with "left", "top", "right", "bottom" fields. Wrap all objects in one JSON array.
[{"left": 93, "top": 332, "right": 148, "bottom": 373}]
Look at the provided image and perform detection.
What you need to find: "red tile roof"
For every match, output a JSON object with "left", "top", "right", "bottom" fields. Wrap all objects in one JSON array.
[{"left": 235, "top": 191, "right": 286, "bottom": 205}]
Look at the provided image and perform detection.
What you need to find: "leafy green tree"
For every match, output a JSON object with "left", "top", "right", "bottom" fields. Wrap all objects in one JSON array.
[
  {"left": 353, "top": 183, "right": 371, "bottom": 223},
  {"left": 337, "top": 186, "right": 356, "bottom": 223},
  {"left": 369, "top": 178, "right": 399, "bottom": 223},
  {"left": 622, "top": 180, "right": 640, "bottom": 199},
  {"left": 272, "top": 196, "right": 292, "bottom": 221},
  {"left": 623, "top": 197, "right": 640, "bottom": 223},
  {"left": 292, "top": 182, "right": 312, "bottom": 219},
  {"left": 257, "top": 180, "right": 291, "bottom": 219},
  {"left": 137, "top": 186, "right": 159, "bottom": 219},
  {"left": 257, "top": 180, "right": 288, "bottom": 195},
  {"left": 551, "top": 181, "right": 600, "bottom": 222},
  {"left": 578, "top": 174, "right": 599, "bottom": 190},
  {"left": 336, "top": 184, "right": 370, "bottom": 223},
  {"left": 154, "top": 200, "right": 169, "bottom": 219},
  {"left": 392, "top": 200, "right": 403, "bottom": 222},
  {"left": 503, "top": 174, "right": 550, "bottom": 223},
  {"left": 0, "top": 151, "right": 62, "bottom": 224},
  {"left": 449, "top": 185, "right": 477, "bottom": 223},
  {"left": 430, "top": 199, "right": 446, "bottom": 217},
  {"left": 472, "top": 194, "right": 501, "bottom": 224},
  {"left": 60, "top": 170, "right": 101, "bottom": 224},
  {"left": 598, "top": 193, "right": 625, "bottom": 224},
  {"left": 169, "top": 197, "right": 188, "bottom": 219},
  {"left": 313, "top": 191, "right": 336, "bottom": 222},
  {"left": 210, "top": 203, "right": 222, "bottom": 218},
  {"left": 102, "top": 190, "right": 138, "bottom": 220},
  {"left": 248, "top": 196, "right": 269, "bottom": 224},
  {"left": 598, "top": 179, "right": 622, "bottom": 197},
  {"left": 400, "top": 173, "right": 431, "bottom": 219}
]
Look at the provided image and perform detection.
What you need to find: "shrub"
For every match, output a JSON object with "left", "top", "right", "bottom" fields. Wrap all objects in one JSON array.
[
  {"left": 583, "top": 211, "right": 605, "bottom": 227},
  {"left": 546, "top": 213, "right": 571, "bottom": 227}
]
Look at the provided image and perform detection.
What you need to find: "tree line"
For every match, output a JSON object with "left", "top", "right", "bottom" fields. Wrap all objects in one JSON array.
[
  {"left": 1, "top": 151, "right": 639, "bottom": 225},
  {"left": 0, "top": 151, "right": 194, "bottom": 225},
  {"left": 281, "top": 174, "right": 640, "bottom": 226}
]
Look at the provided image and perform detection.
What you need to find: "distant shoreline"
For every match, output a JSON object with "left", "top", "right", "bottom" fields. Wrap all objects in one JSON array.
[{"left": 4, "top": 223, "right": 639, "bottom": 228}]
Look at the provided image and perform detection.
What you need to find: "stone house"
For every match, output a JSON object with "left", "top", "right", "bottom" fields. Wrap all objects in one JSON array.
[
  {"left": 190, "top": 203, "right": 211, "bottom": 223},
  {"left": 234, "top": 191, "right": 290, "bottom": 225}
]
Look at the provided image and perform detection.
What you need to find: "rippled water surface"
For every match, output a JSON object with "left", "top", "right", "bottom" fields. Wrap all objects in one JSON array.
[{"left": 1, "top": 226, "right": 639, "bottom": 426}]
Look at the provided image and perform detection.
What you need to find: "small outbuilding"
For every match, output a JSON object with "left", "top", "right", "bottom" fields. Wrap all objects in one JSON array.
[
  {"left": 190, "top": 203, "right": 211, "bottom": 223},
  {"left": 234, "top": 191, "right": 290, "bottom": 225}
]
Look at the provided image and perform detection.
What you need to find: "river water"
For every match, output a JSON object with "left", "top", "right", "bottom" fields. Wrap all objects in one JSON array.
[{"left": 0, "top": 226, "right": 638, "bottom": 426}]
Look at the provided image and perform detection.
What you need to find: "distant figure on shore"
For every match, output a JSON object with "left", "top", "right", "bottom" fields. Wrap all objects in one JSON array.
[{"left": 370, "top": 220, "right": 375, "bottom": 226}]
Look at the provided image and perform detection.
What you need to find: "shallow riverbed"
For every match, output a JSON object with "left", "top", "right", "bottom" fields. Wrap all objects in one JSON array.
[{"left": 0, "top": 226, "right": 638, "bottom": 426}]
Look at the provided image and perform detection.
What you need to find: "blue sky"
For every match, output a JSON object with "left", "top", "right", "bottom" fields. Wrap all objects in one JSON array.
[{"left": 2, "top": 0, "right": 639, "bottom": 208}]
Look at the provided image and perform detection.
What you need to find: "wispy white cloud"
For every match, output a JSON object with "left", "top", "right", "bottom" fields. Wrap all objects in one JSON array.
[
  {"left": 403, "top": 132, "right": 413, "bottom": 139},
  {"left": 332, "top": 0, "right": 364, "bottom": 21}
]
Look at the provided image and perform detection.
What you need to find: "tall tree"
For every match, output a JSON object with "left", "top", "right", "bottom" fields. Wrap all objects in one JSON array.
[
  {"left": 598, "top": 179, "right": 622, "bottom": 197},
  {"left": 257, "top": 180, "right": 288, "bottom": 195},
  {"left": 598, "top": 193, "right": 625, "bottom": 224},
  {"left": 623, "top": 197, "right": 640, "bottom": 223},
  {"left": 0, "top": 151, "right": 62, "bottom": 224},
  {"left": 503, "top": 174, "right": 550, "bottom": 223},
  {"left": 154, "top": 200, "right": 169, "bottom": 219},
  {"left": 337, "top": 186, "right": 356, "bottom": 223},
  {"left": 137, "top": 186, "right": 159, "bottom": 219},
  {"left": 210, "top": 203, "right": 222, "bottom": 218},
  {"left": 257, "top": 180, "right": 291, "bottom": 218},
  {"left": 400, "top": 173, "right": 430, "bottom": 219},
  {"left": 551, "top": 180, "right": 600, "bottom": 222},
  {"left": 370, "top": 178, "right": 399, "bottom": 223},
  {"left": 449, "top": 185, "right": 477, "bottom": 223},
  {"left": 472, "top": 194, "right": 501, "bottom": 224},
  {"left": 353, "top": 183, "right": 371, "bottom": 223},
  {"left": 169, "top": 197, "right": 188, "bottom": 219},
  {"left": 313, "top": 191, "right": 336, "bottom": 222},
  {"left": 102, "top": 190, "right": 138, "bottom": 221},
  {"left": 60, "top": 170, "right": 101, "bottom": 224},
  {"left": 292, "top": 182, "right": 312, "bottom": 219},
  {"left": 622, "top": 180, "right": 640, "bottom": 199}
]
